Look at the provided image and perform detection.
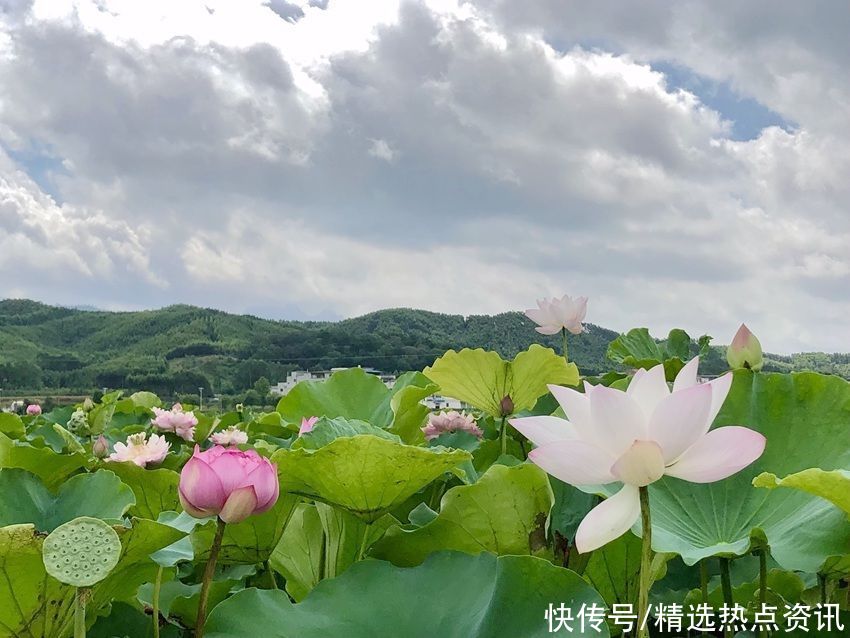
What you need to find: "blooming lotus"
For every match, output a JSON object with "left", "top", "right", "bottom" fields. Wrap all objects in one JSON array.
[
  {"left": 299, "top": 416, "right": 319, "bottom": 435},
  {"left": 209, "top": 425, "right": 248, "bottom": 446},
  {"left": 727, "top": 323, "right": 764, "bottom": 371},
  {"left": 152, "top": 402, "right": 198, "bottom": 441},
  {"left": 525, "top": 294, "right": 588, "bottom": 335},
  {"left": 510, "top": 358, "right": 765, "bottom": 552},
  {"left": 26, "top": 404, "right": 42, "bottom": 416},
  {"left": 422, "top": 411, "right": 483, "bottom": 441},
  {"left": 108, "top": 432, "right": 170, "bottom": 467},
  {"left": 179, "top": 445, "right": 279, "bottom": 524}
]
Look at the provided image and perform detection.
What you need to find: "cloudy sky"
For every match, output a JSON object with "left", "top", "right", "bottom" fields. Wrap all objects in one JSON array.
[{"left": 1, "top": 0, "right": 848, "bottom": 352}]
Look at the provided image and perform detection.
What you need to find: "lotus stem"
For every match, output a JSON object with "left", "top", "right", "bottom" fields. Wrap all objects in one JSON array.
[
  {"left": 819, "top": 573, "right": 827, "bottom": 604},
  {"left": 74, "top": 588, "right": 88, "bottom": 638},
  {"left": 561, "top": 327, "right": 569, "bottom": 363},
  {"left": 719, "top": 557, "right": 733, "bottom": 638},
  {"left": 699, "top": 559, "right": 709, "bottom": 604},
  {"left": 357, "top": 522, "right": 372, "bottom": 561},
  {"left": 637, "top": 486, "right": 652, "bottom": 638},
  {"left": 152, "top": 566, "right": 163, "bottom": 638},
  {"left": 266, "top": 561, "right": 279, "bottom": 589},
  {"left": 499, "top": 415, "right": 507, "bottom": 456},
  {"left": 758, "top": 549, "right": 767, "bottom": 638},
  {"left": 196, "top": 517, "right": 227, "bottom": 638}
]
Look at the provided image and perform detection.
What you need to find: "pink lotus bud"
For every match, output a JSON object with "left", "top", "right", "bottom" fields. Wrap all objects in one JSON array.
[
  {"left": 92, "top": 435, "right": 110, "bottom": 459},
  {"left": 499, "top": 394, "right": 514, "bottom": 417},
  {"left": 299, "top": 416, "right": 319, "bottom": 435},
  {"left": 26, "top": 404, "right": 42, "bottom": 416},
  {"left": 179, "top": 445, "right": 279, "bottom": 524},
  {"left": 727, "top": 323, "right": 764, "bottom": 371}
]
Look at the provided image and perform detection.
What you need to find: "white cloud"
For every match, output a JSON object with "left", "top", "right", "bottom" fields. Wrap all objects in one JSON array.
[{"left": 0, "top": 0, "right": 849, "bottom": 351}]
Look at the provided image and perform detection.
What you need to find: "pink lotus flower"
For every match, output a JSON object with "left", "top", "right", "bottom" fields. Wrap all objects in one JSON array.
[
  {"left": 299, "top": 416, "right": 319, "bottom": 435},
  {"left": 209, "top": 425, "right": 248, "bottom": 446},
  {"left": 151, "top": 403, "right": 198, "bottom": 441},
  {"left": 422, "top": 411, "right": 483, "bottom": 441},
  {"left": 107, "top": 432, "right": 170, "bottom": 468},
  {"left": 525, "top": 294, "right": 588, "bottom": 335},
  {"left": 727, "top": 323, "right": 764, "bottom": 371},
  {"left": 179, "top": 445, "right": 280, "bottom": 524},
  {"left": 26, "top": 404, "right": 42, "bottom": 416},
  {"left": 510, "top": 358, "right": 765, "bottom": 553}
]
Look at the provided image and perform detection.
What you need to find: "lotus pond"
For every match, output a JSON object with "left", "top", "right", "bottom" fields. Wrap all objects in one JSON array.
[{"left": 3, "top": 320, "right": 850, "bottom": 637}]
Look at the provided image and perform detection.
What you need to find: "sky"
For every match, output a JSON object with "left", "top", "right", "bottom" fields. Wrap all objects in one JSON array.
[{"left": 1, "top": 0, "right": 849, "bottom": 352}]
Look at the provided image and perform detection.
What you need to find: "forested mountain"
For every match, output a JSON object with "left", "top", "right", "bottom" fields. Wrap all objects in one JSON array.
[{"left": 0, "top": 299, "right": 847, "bottom": 396}]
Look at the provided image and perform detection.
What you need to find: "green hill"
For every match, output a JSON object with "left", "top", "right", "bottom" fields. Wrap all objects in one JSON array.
[{"left": 0, "top": 299, "right": 847, "bottom": 397}]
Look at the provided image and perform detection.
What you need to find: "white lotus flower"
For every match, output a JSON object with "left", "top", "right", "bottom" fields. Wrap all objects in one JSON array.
[
  {"left": 510, "top": 358, "right": 765, "bottom": 553},
  {"left": 525, "top": 295, "right": 588, "bottom": 335}
]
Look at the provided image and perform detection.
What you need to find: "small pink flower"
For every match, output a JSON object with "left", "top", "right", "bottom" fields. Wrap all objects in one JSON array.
[
  {"left": 107, "top": 432, "right": 170, "bottom": 468},
  {"left": 26, "top": 404, "right": 42, "bottom": 416},
  {"left": 299, "top": 416, "right": 319, "bottom": 435},
  {"left": 151, "top": 403, "right": 198, "bottom": 441},
  {"left": 179, "top": 445, "right": 279, "bottom": 524},
  {"left": 422, "top": 411, "right": 483, "bottom": 441},
  {"left": 209, "top": 426, "right": 249, "bottom": 446}
]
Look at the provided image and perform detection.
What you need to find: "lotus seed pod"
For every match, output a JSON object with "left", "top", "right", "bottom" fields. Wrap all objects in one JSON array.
[
  {"left": 42, "top": 517, "right": 122, "bottom": 587},
  {"left": 66, "top": 409, "right": 91, "bottom": 435}
]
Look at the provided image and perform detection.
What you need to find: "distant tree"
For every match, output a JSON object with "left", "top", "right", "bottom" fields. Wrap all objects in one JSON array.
[{"left": 253, "top": 376, "right": 271, "bottom": 404}]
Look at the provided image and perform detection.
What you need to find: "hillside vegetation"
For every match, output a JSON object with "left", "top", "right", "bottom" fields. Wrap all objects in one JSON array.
[{"left": 0, "top": 299, "right": 847, "bottom": 396}]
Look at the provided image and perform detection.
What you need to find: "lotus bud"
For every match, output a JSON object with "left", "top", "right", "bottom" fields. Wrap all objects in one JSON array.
[
  {"left": 499, "top": 394, "right": 514, "bottom": 417},
  {"left": 179, "top": 445, "right": 279, "bottom": 524},
  {"left": 727, "top": 323, "right": 764, "bottom": 371},
  {"left": 26, "top": 404, "right": 42, "bottom": 416},
  {"left": 92, "top": 435, "right": 109, "bottom": 459}
]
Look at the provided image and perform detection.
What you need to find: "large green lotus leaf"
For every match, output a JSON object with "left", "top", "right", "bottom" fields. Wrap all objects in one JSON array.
[
  {"left": 754, "top": 469, "right": 850, "bottom": 515},
  {"left": 101, "top": 461, "right": 180, "bottom": 520},
  {"left": 269, "top": 503, "right": 324, "bottom": 602},
  {"left": 0, "top": 518, "right": 184, "bottom": 638},
  {"left": 0, "top": 432, "right": 88, "bottom": 488},
  {"left": 371, "top": 463, "right": 552, "bottom": 567},
  {"left": 424, "top": 345, "right": 579, "bottom": 418},
  {"left": 276, "top": 368, "right": 436, "bottom": 441},
  {"left": 206, "top": 552, "right": 610, "bottom": 638},
  {"left": 191, "top": 492, "right": 300, "bottom": 564},
  {"left": 387, "top": 371, "right": 440, "bottom": 443},
  {"left": 646, "top": 371, "right": 850, "bottom": 572},
  {"left": 129, "top": 391, "right": 162, "bottom": 409},
  {"left": 0, "top": 468, "right": 134, "bottom": 531},
  {"left": 89, "top": 601, "right": 182, "bottom": 638},
  {"left": 271, "top": 435, "right": 471, "bottom": 522},
  {"left": 606, "top": 328, "right": 710, "bottom": 380},
  {"left": 292, "top": 417, "right": 400, "bottom": 450},
  {"left": 0, "top": 413, "right": 25, "bottom": 439},
  {"left": 269, "top": 502, "right": 396, "bottom": 602}
]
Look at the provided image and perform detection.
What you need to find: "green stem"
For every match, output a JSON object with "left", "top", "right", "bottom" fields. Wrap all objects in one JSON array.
[
  {"left": 719, "top": 557, "right": 734, "bottom": 638},
  {"left": 499, "top": 415, "right": 507, "bottom": 456},
  {"left": 266, "top": 561, "right": 278, "bottom": 589},
  {"left": 429, "top": 479, "right": 446, "bottom": 511},
  {"left": 196, "top": 517, "right": 226, "bottom": 638},
  {"left": 74, "top": 588, "right": 87, "bottom": 638},
  {"left": 152, "top": 566, "right": 163, "bottom": 638},
  {"left": 357, "top": 522, "right": 372, "bottom": 561},
  {"left": 699, "top": 559, "right": 709, "bottom": 604},
  {"left": 637, "top": 486, "right": 652, "bottom": 638},
  {"left": 819, "top": 573, "right": 828, "bottom": 604},
  {"left": 758, "top": 549, "right": 767, "bottom": 638},
  {"left": 561, "top": 327, "right": 569, "bottom": 363}
]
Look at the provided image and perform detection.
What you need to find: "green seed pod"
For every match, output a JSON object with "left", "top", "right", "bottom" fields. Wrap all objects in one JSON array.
[{"left": 42, "top": 517, "right": 122, "bottom": 587}]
